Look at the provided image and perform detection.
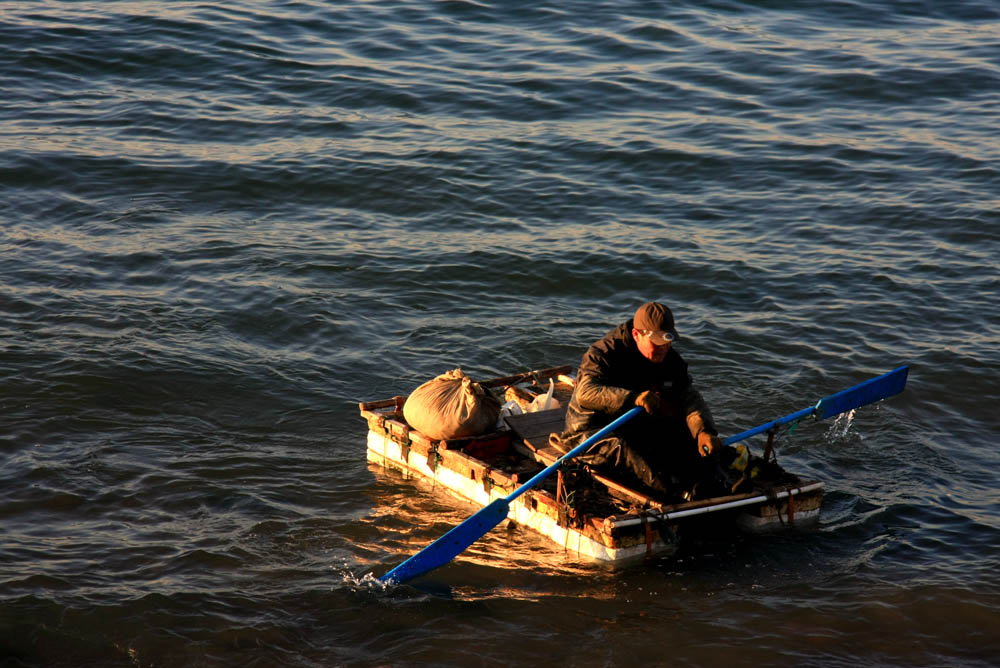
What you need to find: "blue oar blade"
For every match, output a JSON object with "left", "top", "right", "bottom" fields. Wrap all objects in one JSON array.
[
  {"left": 379, "top": 498, "right": 511, "bottom": 585},
  {"left": 815, "top": 365, "right": 908, "bottom": 419},
  {"left": 723, "top": 365, "right": 909, "bottom": 446}
]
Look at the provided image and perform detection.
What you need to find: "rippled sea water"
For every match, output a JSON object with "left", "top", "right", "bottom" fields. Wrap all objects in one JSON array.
[{"left": 1, "top": 1, "right": 998, "bottom": 666}]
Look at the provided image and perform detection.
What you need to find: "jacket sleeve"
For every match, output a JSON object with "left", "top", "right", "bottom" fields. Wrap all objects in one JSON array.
[
  {"left": 574, "top": 367, "right": 635, "bottom": 415},
  {"left": 682, "top": 384, "right": 718, "bottom": 438}
]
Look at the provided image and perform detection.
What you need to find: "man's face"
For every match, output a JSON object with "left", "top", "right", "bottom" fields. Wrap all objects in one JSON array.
[{"left": 633, "top": 328, "right": 671, "bottom": 363}]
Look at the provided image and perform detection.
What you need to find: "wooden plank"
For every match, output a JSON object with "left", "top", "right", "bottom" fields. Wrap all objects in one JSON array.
[
  {"left": 358, "top": 396, "right": 405, "bottom": 412},
  {"left": 503, "top": 406, "right": 567, "bottom": 446}
]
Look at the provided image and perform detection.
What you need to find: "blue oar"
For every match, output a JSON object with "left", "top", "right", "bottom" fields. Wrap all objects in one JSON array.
[
  {"left": 722, "top": 365, "right": 909, "bottom": 446},
  {"left": 379, "top": 406, "right": 644, "bottom": 584}
]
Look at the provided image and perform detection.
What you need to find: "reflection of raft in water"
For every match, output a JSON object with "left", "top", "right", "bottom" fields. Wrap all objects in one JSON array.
[{"left": 360, "top": 365, "right": 823, "bottom": 564}]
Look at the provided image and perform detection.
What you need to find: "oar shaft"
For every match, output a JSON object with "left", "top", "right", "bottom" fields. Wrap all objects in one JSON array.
[
  {"left": 723, "top": 406, "right": 815, "bottom": 446},
  {"left": 506, "top": 406, "right": 643, "bottom": 504}
]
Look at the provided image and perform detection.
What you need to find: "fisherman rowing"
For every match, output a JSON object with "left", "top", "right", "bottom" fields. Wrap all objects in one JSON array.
[{"left": 553, "top": 301, "right": 730, "bottom": 501}]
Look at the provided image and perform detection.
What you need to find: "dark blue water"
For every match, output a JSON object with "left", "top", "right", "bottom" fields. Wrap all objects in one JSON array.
[{"left": 2, "top": 1, "right": 998, "bottom": 666}]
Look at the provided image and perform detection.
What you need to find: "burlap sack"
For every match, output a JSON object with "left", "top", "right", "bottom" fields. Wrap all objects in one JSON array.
[{"left": 402, "top": 369, "right": 501, "bottom": 441}]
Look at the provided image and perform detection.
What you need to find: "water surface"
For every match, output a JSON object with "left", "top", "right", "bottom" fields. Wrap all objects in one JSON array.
[{"left": 1, "top": 1, "right": 998, "bottom": 666}]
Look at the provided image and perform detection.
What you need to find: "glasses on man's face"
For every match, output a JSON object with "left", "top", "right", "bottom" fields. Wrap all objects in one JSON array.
[{"left": 641, "top": 330, "right": 675, "bottom": 345}]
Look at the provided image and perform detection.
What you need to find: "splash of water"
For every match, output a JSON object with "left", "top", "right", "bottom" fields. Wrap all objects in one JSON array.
[
  {"left": 827, "top": 408, "right": 858, "bottom": 441},
  {"left": 339, "top": 567, "right": 390, "bottom": 591}
]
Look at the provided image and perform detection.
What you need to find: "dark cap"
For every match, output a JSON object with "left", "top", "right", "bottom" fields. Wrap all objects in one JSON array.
[{"left": 633, "top": 301, "right": 679, "bottom": 341}]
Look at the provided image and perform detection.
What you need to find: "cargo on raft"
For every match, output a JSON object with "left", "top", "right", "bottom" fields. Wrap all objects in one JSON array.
[{"left": 360, "top": 365, "right": 823, "bottom": 563}]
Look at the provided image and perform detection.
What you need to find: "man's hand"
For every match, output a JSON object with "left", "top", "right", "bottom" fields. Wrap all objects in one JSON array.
[
  {"left": 698, "top": 430, "right": 722, "bottom": 457},
  {"left": 634, "top": 390, "right": 662, "bottom": 415}
]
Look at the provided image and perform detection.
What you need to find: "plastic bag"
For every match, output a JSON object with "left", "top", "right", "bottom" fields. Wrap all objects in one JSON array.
[{"left": 527, "top": 379, "right": 561, "bottom": 413}]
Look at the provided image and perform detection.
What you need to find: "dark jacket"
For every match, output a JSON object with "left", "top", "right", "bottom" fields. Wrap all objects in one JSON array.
[{"left": 564, "top": 319, "right": 717, "bottom": 438}]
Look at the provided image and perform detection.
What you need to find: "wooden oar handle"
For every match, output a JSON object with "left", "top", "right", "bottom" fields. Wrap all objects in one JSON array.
[
  {"left": 358, "top": 396, "right": 406, "bottom": 412},
  {"left": 479, "top": 364, "right": 575, "bottom": 388}
]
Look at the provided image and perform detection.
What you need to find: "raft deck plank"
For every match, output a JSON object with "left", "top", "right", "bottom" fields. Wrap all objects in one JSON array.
[{"left": 503, "top": 408, "right": 566, "bottom": 454}]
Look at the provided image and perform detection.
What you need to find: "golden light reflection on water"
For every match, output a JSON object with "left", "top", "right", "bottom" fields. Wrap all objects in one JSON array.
[{"left": 361, "top": 463, "right": 630, "bottom": 600}]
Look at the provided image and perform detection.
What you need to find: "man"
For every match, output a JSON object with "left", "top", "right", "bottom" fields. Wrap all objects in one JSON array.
[{"left": 552, "top": 301, "right": 723, "bottom": 500}]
